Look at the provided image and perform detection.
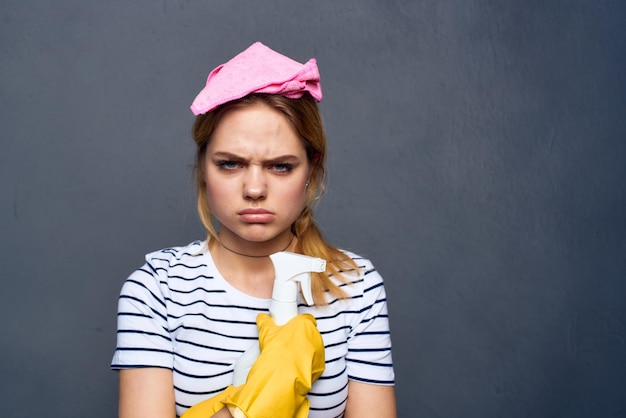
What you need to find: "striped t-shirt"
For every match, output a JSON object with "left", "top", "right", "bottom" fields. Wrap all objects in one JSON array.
[{"left": 111, "top": 240, "right": 394, "bottom": 417}]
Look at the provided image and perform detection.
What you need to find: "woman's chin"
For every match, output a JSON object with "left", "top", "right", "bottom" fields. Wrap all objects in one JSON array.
[{"left": 220, "top": 226, "right": 292, "bottom": 245}]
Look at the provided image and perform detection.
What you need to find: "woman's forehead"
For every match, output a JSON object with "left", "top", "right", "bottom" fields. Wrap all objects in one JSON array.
[{"left": 209, "top": 103, "right": 304, "bottom": 152}]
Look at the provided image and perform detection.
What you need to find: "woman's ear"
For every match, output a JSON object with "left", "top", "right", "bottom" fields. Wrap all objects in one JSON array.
[
  {"left": 197, "top": 152, "right": 208, "bottom": 184},
  {"left": 308, "top": 152, "right": 321, "bottom": 181}
]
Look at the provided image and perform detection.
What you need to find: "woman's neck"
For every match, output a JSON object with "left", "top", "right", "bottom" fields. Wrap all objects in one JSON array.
[{"left": 208, "top": 232, "right": 297, "bottom": 298}]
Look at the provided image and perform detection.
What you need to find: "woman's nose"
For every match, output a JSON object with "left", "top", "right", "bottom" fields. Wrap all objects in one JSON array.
[{"left": 243, "top": 166, "right": 267, "bottom": 201}]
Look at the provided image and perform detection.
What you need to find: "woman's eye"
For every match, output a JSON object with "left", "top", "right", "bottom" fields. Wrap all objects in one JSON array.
[
  {"left": 271, "top": 163, "right": 293, "bottom": 173},
  {"left": 217, "top": 160, "right": 240, "bottom": 170}
]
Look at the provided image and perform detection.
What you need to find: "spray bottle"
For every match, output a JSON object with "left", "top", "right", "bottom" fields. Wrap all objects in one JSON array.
[{"left": 232, "top": 251, "right": 327, "bottom": 386}]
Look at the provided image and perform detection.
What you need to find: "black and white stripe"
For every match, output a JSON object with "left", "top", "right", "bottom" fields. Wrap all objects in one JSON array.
[{"left": 112, "top": 240, "right": 394, "bottom": 417}]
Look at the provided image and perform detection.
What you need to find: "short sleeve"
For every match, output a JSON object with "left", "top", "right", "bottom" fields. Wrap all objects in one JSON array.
[
  {"left": 111, "top": 257, "right": 174, "bottom": 369},
  {"left": 345, "top": 261, "right": 395, "bottom": 385}
]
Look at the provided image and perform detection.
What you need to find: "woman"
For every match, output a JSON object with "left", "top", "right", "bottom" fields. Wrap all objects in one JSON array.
[{"left": 112, "top": 42, "right": 396, "bottom": 417}]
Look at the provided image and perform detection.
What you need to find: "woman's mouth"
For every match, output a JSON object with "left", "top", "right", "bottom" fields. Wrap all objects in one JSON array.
[{"left": 238, "top": 208, "right": 275, "bottom": 223}]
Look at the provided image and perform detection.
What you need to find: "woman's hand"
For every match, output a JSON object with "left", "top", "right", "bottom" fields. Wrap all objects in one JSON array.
[
  {"left": 183, "top": 313, "right": 325, "bottom": 418},
  {"left": 220, "top": 313, "right": 325, "bottom": 417}
]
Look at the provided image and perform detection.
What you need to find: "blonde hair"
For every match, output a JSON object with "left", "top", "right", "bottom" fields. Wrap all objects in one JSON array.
[{"left": 192, "top": 93, "right": 357, "bottom": 304}]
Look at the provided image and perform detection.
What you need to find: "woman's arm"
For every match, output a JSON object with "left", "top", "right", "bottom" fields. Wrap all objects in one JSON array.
[
  {"left": 119, "top": 368, "right": 176, "bottom": 418},
  {"left": 345, "top": 380, "right": 397, "bottom": 418},
  {"left": 121, "top": 367, "right": 234, "bottom": 418},
  {"left": 209, "top": 408, "right": 233, "bottom": 418}
]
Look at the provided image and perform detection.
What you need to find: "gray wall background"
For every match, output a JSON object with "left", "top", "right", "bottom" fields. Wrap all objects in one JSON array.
[{"left": 1, "top": 1, "right": 625, "bottom": 417}]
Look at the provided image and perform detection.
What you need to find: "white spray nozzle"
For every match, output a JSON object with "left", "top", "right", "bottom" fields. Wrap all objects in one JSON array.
[
  {"left": 232, "top": 251, "right": 327, "bottom": 384},
  {"left": 268, "top": 252, "right": 326, "bottom": 324}
]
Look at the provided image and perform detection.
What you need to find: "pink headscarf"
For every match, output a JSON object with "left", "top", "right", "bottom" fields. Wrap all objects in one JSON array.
[{"left": 190, "top": 42, "right": 322, "bottom": 115}]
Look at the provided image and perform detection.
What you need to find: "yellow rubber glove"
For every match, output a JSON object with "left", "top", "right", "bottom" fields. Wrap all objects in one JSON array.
[
  {"left": 182, "top": 313, "right": 324, "bottom": 418},
  {"left": 223, "top": 313, "right": 325, "bottom": 418},
  {"left": 181, "top": 385, "right": 240, "bottom": 418}
]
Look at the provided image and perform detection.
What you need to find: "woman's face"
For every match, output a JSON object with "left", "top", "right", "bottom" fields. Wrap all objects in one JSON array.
[{"left": 203, "top": 101, "right": 311, "bottom": 249}]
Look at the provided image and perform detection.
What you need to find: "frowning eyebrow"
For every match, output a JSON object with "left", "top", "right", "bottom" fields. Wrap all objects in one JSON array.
[{"left": 211, "top": 151, "right": 302, "bottom": 164}]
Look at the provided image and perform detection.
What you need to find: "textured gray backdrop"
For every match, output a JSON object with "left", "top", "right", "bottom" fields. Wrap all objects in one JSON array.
[{"left": 1, "top": 1, "right": 625, "bottom": 417}]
